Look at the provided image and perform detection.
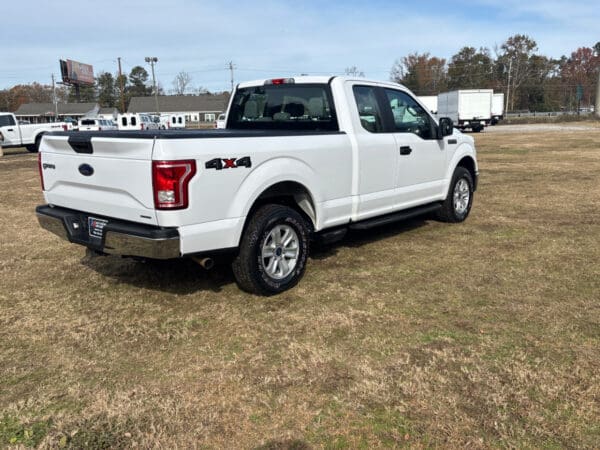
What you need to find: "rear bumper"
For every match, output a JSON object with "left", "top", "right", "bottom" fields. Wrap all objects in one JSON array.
[{"left": 36, "top": 205, "right": 180, "bottom": 259}]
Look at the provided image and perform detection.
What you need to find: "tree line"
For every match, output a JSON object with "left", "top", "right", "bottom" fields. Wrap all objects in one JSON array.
[{"left": 390, "top": 35, "right": 600, "bottom": 112}]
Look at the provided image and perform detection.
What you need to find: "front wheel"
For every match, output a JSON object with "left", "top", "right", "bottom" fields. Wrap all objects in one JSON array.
[
  {"left": 232, "top": 204, "right": 310, "bottom": 295},
  {"left": 436, "top": 167, "right": 474, "bottom": 223}
]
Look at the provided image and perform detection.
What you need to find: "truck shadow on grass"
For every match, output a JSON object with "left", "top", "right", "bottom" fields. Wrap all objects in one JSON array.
[
  {"left": 311, "top": 218, "right": 431, "bottom": 260},
  {"left": 81, "top": 218, "right": 433, "bottom": 295},
  {"left": 80, "top": 255, "right": 235, "bottom": 295}
]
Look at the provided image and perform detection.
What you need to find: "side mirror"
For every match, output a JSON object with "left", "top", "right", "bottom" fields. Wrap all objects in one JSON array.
[{"left": 438, "top": 117, "right": 453, "bottom": 139}]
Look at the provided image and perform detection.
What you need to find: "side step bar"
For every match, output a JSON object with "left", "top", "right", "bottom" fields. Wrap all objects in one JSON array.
[{"left": 349, "top": 203, "right": 441, "bottom": 231}]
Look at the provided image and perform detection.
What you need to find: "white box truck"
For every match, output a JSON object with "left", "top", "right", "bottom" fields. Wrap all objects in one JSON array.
[
  {"left": 418, "top": 96, "right": 438, "bottom": 114},
  {"left": 437, "top": 89, "right": 493, "bottom": 132},
  {"left": 491, "top": 93, "right": 505, "bottom": 125}
]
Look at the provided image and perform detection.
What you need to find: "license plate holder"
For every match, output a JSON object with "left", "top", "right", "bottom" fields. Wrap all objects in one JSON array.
[{"left": 88, "top": 216, "right": 108, "bottom": 239}]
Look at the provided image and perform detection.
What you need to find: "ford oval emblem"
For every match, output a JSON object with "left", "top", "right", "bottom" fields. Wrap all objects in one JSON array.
[{"left": 78, "top": 164, "right": 94, "bottom": 176}]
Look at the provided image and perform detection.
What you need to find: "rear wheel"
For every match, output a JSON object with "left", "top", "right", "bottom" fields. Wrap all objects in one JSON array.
[
  {"left": 26, "top": 135, "right": 42, "bottom": 153},
  {"left": 232, "top": 204, "right": 310, "bottom": 295},
  {"left": 436, "top": 167, "right": 474, "bottom": 223}
]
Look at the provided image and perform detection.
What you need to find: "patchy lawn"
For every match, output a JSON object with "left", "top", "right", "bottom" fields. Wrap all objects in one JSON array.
[{"left": 0, "top": 127, "right": 599, "bottom": 449}]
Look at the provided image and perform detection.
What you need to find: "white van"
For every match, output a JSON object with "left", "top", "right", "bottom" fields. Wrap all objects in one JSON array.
[
  {"left": 78, "top": 118, "right": 118, "bottom": 131},
  {"left": 169, "top": 114, "right": 186, "bottom": 129},
  {"left": 117, "top": 113, "right": 160, "bottom": 131}
]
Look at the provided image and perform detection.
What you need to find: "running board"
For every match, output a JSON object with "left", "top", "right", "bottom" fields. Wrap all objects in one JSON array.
[{"left": 349, "top": 203, "right": 441, "bottom": 231}]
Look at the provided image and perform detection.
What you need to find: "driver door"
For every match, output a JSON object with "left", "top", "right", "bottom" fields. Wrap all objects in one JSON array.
[{"left": 383, "top": 88, "right": 447, "bottom": 206}]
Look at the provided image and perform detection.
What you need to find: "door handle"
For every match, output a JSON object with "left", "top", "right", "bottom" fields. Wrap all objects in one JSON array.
[
  {"left": 7, "top": 128, "right": 13, "bottom": 132},
  {"left": 399, "top": 146, "right": 412, "bottom": 155}
]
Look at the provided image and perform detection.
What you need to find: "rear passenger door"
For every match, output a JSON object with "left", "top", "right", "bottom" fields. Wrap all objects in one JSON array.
[
  {"left": 350, "top": 84, "right": 400, "bottom": 219},
  {"left": 382, "top": 88, "right": 447, "bottom": 205}
]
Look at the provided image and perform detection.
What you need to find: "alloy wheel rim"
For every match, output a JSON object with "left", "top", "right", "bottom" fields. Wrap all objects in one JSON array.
[
  {"left": 261, "top": 224, "right": 299, "bottom": 280},
  {"left": 453, "top": 178, "right": 470, "bottom": 215}
]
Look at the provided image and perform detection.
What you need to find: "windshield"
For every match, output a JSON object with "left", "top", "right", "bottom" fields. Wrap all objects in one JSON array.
[{"left": 228, "top": 83, "right": 338, "bottom": 131}]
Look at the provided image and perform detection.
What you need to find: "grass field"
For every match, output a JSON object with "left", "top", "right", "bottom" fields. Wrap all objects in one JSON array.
[{"left": 1, "top": 126, "right": 599, "bottom": 449}]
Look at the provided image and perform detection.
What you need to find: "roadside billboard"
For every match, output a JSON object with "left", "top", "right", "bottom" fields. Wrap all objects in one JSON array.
[{"left": 60, "top": 59, "right": 94, "bottom": 85}]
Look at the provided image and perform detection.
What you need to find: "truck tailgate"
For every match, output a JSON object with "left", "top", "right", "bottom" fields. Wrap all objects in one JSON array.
[{"left": 40, "top": 134, "right": 158, "bottom": 225}]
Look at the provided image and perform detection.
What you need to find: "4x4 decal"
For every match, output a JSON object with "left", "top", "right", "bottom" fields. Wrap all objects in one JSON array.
[{"left": 205, "top": 156, "right": 252, "bottom": 170}]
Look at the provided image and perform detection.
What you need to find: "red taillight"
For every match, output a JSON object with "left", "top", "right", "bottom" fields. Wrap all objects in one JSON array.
[
  {"left": 152, "top": 160, "right": 196, "bottom": 210},
  {"left": 62, "top": 125, "right": 68, "bottom": 131},
  {"left": 141, "top": 123, "right": 145, "bottom": 130},
  {"left": 38, "top": 153, "right": 45, "bottom": 191}
]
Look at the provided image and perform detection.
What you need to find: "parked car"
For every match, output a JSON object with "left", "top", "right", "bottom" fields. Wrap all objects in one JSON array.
[
  {"left": 63, "top": 117, "right": 78, "bottom": 131},
  {"left": 36, "top": 76, "right": 478, "bottom": 295},
  {"left": 78, "top": 118, "right": 118, "bottom": 131},
  {"left": 215, "top": 113, "right": 226, "bottom": 129}
]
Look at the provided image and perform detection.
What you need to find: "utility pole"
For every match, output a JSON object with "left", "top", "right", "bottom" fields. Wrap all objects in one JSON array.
[
  {"left": 145, "top": 57, "right": 159, "bottom": 115},
  {"left": 228, "top": 61, "right": 235, "bottom": 93},
  {"left": 117, "top": 57, "right": 125, "bottom": 113},
  {"left": 505, "top": 58, "right": 512, "bottom": 117},
  {"left": 595, "top": 68, "right": 600, "bottom": 119},
  {"left": 51, "top": 73, "right": 58, "bottom": 122}
]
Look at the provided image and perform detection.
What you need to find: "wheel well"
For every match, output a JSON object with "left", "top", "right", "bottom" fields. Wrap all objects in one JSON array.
[
  {"left": 457, "top": 156, "right": 477, "bottom": 190},
  {"left": 247, "top": 181, "right": 317, "bottom": 231}
]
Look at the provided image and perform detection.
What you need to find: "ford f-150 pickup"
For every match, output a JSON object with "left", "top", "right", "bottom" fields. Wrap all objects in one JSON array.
[
  {"left": 0, "top": 113, "right": 69, "bottom": 152},
  {"left": 36, "top": 76, "right": 478, "bottom": 295}
]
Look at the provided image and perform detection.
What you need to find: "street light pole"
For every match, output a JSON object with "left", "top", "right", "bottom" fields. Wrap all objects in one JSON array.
[{"left": 145, "top": 57, "right": 159, "bottom": 115}]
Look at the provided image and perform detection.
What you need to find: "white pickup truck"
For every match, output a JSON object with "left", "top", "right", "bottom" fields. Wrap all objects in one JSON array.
[
  {"left": 0, "top": 112, "right": 69, "bottom": 152},
  {"left": 36, "top": 76, "right": 478, "bottom": 295}
]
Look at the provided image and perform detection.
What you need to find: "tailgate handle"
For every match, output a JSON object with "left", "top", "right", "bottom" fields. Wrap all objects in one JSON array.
[{"left": 68, "top": 135, "right": 93, "bottom": 154}]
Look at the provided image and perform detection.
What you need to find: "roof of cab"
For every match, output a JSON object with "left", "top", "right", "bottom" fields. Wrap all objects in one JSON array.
[{"left": 236, "top": 76, "right": 406, "bottom": 90}]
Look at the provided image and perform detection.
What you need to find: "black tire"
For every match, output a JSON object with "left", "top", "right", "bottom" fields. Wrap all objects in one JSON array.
[
  {"left": 472, "top": 125, "right": 482, "bottom": 132},
  {"left": 27, "top": 135, "right": 42, "bottom": 153},
  {"left": 436, "top": 166, "right": 474, "bottom": 223},
  {"left": 232, "top": 204, "right": 310, "bottom": 295}
]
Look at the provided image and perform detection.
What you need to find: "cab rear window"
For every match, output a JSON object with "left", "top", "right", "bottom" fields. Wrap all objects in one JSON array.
[
  {"left": 228, "top": 84, "right": 338, "bottom": 131},
  {"left": 81, "top": 119, "right": 96, "bottom": 125}
]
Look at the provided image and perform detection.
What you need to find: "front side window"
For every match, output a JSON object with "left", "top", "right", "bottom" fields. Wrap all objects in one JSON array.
[
  {"left": 384, "top": 89, "right": 436, "bottom": 139},
  {"left": 0, "top": 115, "right": 16, "bottom": 127},
  {"left": 228, "top": 83, "right": 338, "bottom": 131},
  {"left": 353, "top": 86, "right": 384, "bottom": 133}
]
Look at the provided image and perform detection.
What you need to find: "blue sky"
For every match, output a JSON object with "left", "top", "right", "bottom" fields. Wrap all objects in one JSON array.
[{"left": 1, "top": 0, "right": 598, "bottom": 92}]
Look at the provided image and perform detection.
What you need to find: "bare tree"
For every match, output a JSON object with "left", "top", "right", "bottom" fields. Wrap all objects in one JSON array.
[
  {"left": 345, "top": 66, "right": 365, "bottom": 77},
  {"left": 172, "top": 71, "right": 192, "bottom": 95}
]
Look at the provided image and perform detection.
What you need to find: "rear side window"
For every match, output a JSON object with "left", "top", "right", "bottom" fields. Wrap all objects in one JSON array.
[
  {"left": 0, "top": 115, "right": 17, "bottom": 127},
  {"left": 353, "top": 86, "right": 384, "bottom": 133},
  {"left": 228, "top": 83, "right": 338, "bottom": 131}
]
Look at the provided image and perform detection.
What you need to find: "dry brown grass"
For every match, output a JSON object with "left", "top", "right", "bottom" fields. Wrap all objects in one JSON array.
[{"left": 1, "top": 126, "right": 599, "bottom": 449}]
